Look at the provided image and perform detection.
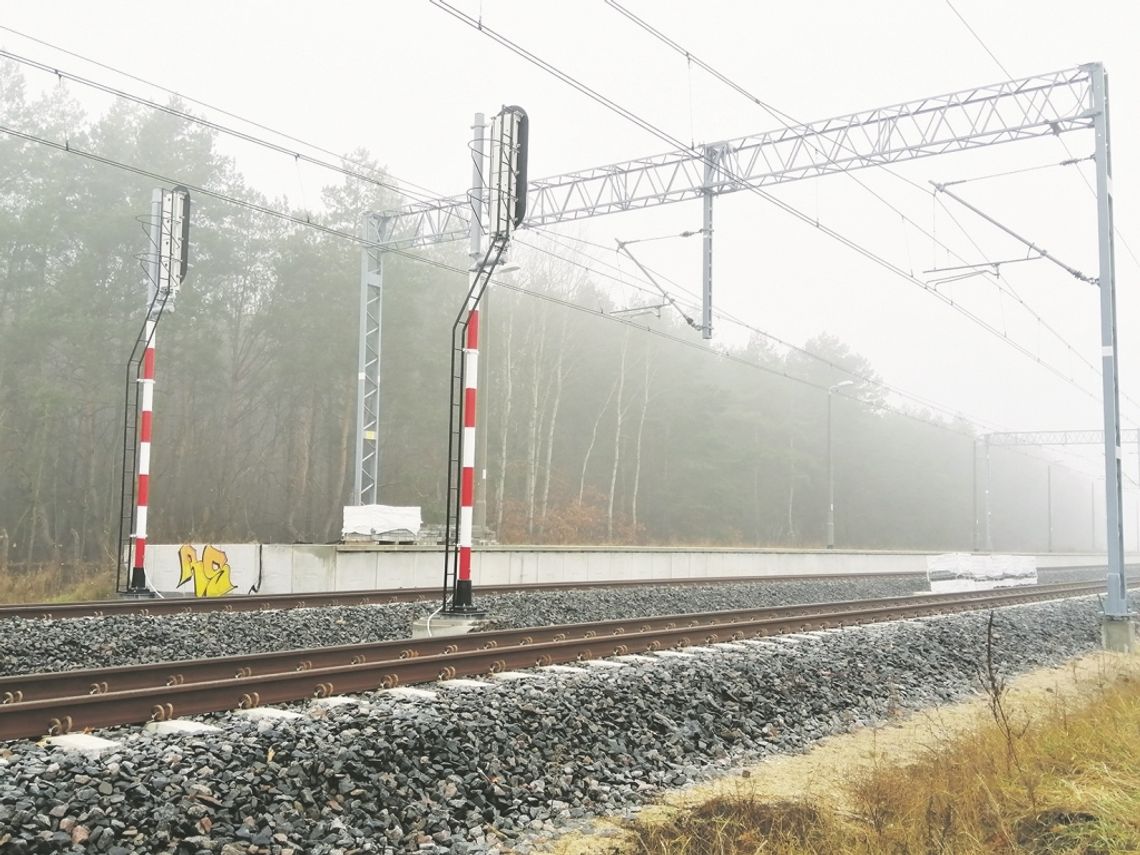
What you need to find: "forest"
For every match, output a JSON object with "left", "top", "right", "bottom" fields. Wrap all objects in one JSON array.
[{"left": 0, "top": 61, "right": 1100, "bottom": 569}]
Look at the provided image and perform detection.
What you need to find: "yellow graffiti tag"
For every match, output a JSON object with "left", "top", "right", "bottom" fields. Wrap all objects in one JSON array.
[{"left": 178, "top": 544, "right": 237, "bottom": 598}]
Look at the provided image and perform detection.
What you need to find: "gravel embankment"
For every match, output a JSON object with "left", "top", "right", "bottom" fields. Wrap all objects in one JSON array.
[
  {"left": 0, "top": 577, "right": 922, "bottom": 676},
  {"left": 0, "top": 593, "right": 1131, "bottom": 854}
]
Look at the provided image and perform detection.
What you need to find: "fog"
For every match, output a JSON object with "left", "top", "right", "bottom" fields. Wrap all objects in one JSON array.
[{"left": 1, "top": 1, "right": 1138, "bottom": 563}]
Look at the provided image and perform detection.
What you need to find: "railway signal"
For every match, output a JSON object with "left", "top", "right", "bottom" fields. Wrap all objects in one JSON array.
[
  {"left": 120, "top": 187, "right": 191, "bottom": 596},
  {"left": 442, "top": 106, "right": 529, "bottom": 616}
]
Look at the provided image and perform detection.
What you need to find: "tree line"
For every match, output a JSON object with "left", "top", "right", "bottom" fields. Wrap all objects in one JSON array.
[{"left": 0, "top": 63, "right": 1098, "bottom": 568}]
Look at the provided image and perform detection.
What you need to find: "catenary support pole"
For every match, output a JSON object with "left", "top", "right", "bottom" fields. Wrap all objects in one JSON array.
[
  {"left": 984, "top": 436, "right": 993, "bottom": 552},
  {"left": 354, "top": 217, "right": 384, "bottom": 505},
  {"left": 1047, "top": 465, "right": 1053, "bottom": 553},
  {"left": 826, "top": 390, "right": 835, "bottom": 549},
  {"left": 972, "top": 439, "right": 979, "bottom": 551},
  {"left": 701, "top": 145, "right": 715, "bottom": 340},
  {"left": 826, "top": 381, "right": 851, "bottom": 549},
  {"left": 1088, "top": 63, "right": 1130, "bottom": 633}
]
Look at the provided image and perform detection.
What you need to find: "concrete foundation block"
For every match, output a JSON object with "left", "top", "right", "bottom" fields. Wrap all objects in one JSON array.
[
  {"left": 411, "top": 615, "right": 484, "bottom": 639},
  {"left": 1101, "top": 616, "right": 1136, "bottom": 652},
  {"left": 490, "top": 670, "right": 546, "bottom": 681},
  {"left": 436, "top": 678, "right": 494, "bottom": 689},
  {"left": 144, "top": 719, "right": 221, "bottom": 735},
  {"left": 310, "top": 696, "right": 362, "bottom": 709},
  {"left": 235, "top": 707, "right": 303, "bottom": 721},
  {"left": 45, "top": 734, "right": 120, "bottom": 755},
  {"left": 381, "top": 687, "right": 438, "bottom": 701}
]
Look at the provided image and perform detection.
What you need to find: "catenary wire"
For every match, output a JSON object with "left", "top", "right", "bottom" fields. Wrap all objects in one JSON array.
[
  {"left": 2, "top": 119, "right": 1116, "bottom": 480},
  {"left": 0, "top": 46, "right": 446, "bottom": 208},
  {"left": 939, "top": 156, "right": 1094, "bottom": 187},
  {"left": 9, "top": 11, "right": 1121, "bottom": 429},
  {"left": 0, "top": 23, "right": 450, "bottom": 202},
  {"left": 522, "top": 228, "right": 1002, "bottom": 428},
  {"left": 431, "top": 0, "right": 1106, "bottom": 412},
  {"left": 1, "top": 119, "right": 1021, "bottom": 444},
  {"left": 529, "top": 226, "right": 1138, "bottom": 484},
  {"left": 1, "top": 27, "right": 1117, "bottom": 485},
  {"left": 603, "top": 0, "right": 1125, "bottom": 413},
  {"left": 33, "top": 3, "right": 1098, "bottom": 412},
  {"left": 943, "top": 0, "right": 1140, "bottom": 270},
  {"left": 498, "top": 274, "right": 1125, "bottom": 481},
  {"left": 0, "top": 109, "right": 1003, "bottom": 440}
]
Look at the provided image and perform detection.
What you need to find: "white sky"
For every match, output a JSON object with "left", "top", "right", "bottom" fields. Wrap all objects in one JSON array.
[{"left": 4, "top": 0, "right": 1140, "bottom": 483}]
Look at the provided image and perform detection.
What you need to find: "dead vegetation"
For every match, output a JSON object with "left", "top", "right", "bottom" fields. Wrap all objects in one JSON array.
[
  {"left": 612, "top": 646, "right": 1140, "bottom": 855},
  {"left": 0, "top": 562, "right": 116, "bottom": 604}
]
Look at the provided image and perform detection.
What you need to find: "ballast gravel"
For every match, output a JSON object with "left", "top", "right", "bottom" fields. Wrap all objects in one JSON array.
[
  {"left": 0, "top": 576, "right": 925, "bottom": 677},
  {"left": 0, "top": 593, "right": 1132, "bottom": 854}
]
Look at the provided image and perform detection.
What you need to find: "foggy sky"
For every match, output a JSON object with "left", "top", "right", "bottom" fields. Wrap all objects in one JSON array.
[{"left": 4, "top": 0, "right": 1140, "bottom": 482}]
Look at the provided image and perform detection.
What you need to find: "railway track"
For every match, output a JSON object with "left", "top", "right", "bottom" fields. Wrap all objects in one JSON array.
[
  {"left": 0, "top": 581, "right": 1120, "bottom": 742},
  {"left": 0, "top": 572, "right": 922, "bottom": 620},
  {"left": 0, "top": 564, "right": 1120, "bottom": 620}
]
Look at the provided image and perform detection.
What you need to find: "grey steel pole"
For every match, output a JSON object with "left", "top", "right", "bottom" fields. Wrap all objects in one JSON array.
[
  {"left": 826, "top": 381, "right": 851, "bottom": 547},
  {"left": 701, "top": 146, "right": 714, "bottom": 340},
  {"left": 972, "top": 439, "right": 979, "bottom": 551},
  {"left": 984, "top": 437, "right": 993, "bottom": 552},
  {"left": 1088, "top": 62, "right": 1128, "bottom": 620},
  {"left": 353, "top": 216, "right": 369, "bottom": 505},
  {"left": 353, "top": 216, "right": 384, "bottom": 506},
  {"left": 829, "top": 389, "right": 839, "bottom": 549}
]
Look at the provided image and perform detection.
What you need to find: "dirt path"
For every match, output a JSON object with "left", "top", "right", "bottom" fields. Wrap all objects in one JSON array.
[{"left": 535, "top": 650, "right": 1140, "bottom": 855}]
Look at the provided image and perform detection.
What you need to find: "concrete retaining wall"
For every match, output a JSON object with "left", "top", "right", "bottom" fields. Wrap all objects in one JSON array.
[{"left": 145, "top": 543, "right": 1119, "bottom": 598}]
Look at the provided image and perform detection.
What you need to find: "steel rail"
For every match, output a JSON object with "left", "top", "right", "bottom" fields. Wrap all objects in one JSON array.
[
  {"left": 0, "top": 572, "right": 927, "bottom": 620},
  {"left": 0, "top": 564, "right": 1119, "bottom": 621},
  {"left": 0, "top": 582, "right": 1124, "bottom": 741},
  {"left": 0, "top": 583, "right": 1098, "bottom": 703}
]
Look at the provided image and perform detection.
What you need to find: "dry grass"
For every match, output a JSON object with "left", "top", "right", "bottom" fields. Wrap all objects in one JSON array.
[
  {"left": 0, "top": 563, "right": 117, "bottom": 604},
  {"left": 617, "top": 656, "right": 1140, "bottom": 855}
]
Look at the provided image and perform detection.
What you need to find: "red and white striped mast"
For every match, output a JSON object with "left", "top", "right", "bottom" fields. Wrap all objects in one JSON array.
[
  {"left": 455, "top": 293, "right": 480, "bottom": 609},
  {"left": 451, "top": 112, "right": 487, "bottom": 613},
  {"left": 127, "top": 188, "right": 190, "bottom": 595},
  {"left": 129, "top": 314, "right": 157, "bottom": 591}
]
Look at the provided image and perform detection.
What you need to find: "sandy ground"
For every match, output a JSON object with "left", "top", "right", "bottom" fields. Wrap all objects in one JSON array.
[{"left": 533, "top": 648, "right": 1140, "bottom": 855}]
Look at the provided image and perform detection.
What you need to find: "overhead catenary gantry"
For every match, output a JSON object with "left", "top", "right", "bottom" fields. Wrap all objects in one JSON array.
[
  {"left": 357, "top": 66, "right": 1098, "bottom": 506},
  {"left": 978, "top": 429, "right": 1140, "bottom": 558},
  {"left": 355, "top": 64, "right": 1129, "bottom": 644}
]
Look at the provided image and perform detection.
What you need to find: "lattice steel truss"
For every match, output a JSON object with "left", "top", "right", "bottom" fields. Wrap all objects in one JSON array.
[
  {"left": 370, "top": 66, "right": 1094, "bottom": 252},
  {"left": 976, "top": 429, "right": 1140, "bottom": 561},
  {"left": 987, "top": 430, "right": 1140, "bottom": 446},
  {"left": 353, "top": 214, "right": 391, "bottom": 505}
]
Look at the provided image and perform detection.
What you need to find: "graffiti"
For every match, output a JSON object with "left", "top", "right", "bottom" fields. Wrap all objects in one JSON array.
[{"left": 178, "top": 544, "right": 237, "bottom": 597}]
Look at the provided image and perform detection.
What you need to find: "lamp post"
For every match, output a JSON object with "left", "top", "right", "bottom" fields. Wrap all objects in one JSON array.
[{"left": 827, "top": 380, "right": 854, "bottom": 549}]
